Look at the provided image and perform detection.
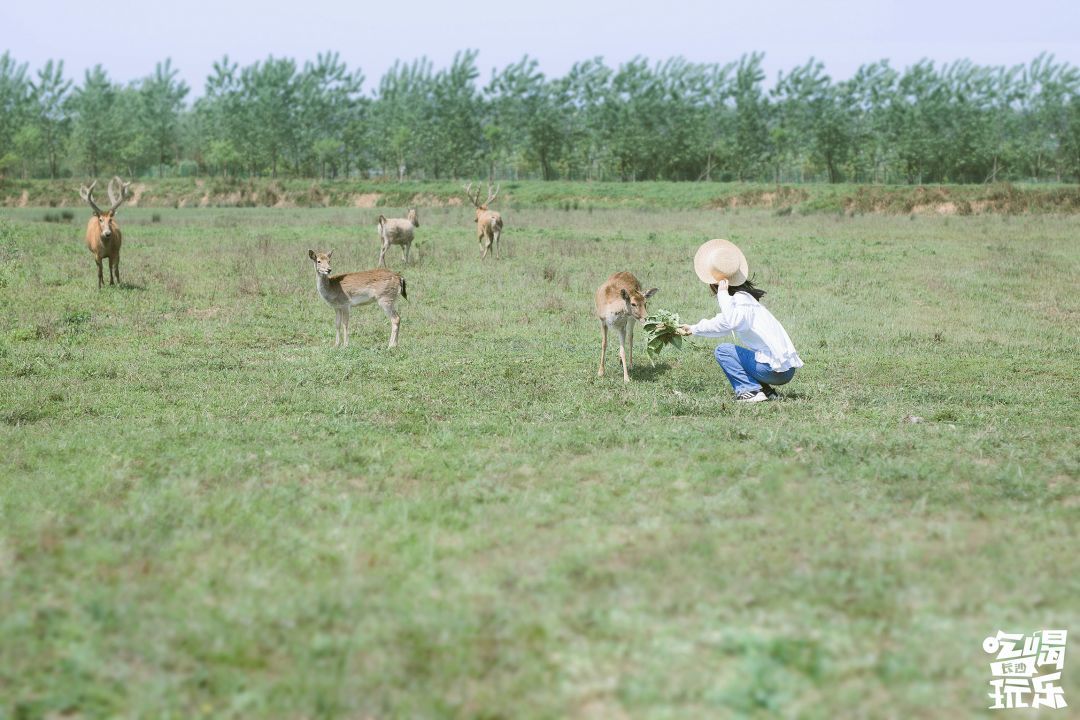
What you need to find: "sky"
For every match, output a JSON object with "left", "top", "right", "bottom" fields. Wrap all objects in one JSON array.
[{"left": 4, "top": 0, "right": 1078, "bottom": 97}]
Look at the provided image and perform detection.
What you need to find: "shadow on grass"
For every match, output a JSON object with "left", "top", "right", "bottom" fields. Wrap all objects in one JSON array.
[
  {"left": 116, "top": 282, "right": 146, "bottom": 291},
  {"left": 630, "top": 362, "right": 673, "bottom": 382}
]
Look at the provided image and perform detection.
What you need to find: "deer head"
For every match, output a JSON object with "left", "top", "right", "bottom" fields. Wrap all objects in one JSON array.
[
  {"left": 464, "top": 182, "right": 499, "bottom": 220},
  {"left": 80, "top": 179, "right": 127, "bottom": 239},
  {"left": 308, "top": 249, "right": 334, "bottom": 276},
  {"left": 620, "top": 286, "right": 659, "bottom": 321}
]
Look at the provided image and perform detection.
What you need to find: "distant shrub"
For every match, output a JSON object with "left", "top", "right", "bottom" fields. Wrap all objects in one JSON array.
[
  {"left": 61, "top": 210, "right": 74, "bottom": 221},
  {"left": 152, "top": 213, "right": 162, "bottom": 223}
]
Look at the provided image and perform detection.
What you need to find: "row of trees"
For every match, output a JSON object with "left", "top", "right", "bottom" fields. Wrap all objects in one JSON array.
[{"left": 1, "top": 50, "right": 1078, "bottom": 183}]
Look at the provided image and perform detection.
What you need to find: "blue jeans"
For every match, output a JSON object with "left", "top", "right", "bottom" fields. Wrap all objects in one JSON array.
[{"left": 714, "top": 344, "right": 796, "bottom": 395}]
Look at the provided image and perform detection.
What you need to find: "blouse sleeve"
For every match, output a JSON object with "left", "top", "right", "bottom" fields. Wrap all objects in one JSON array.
[{"left": 688, "top": 293, "right": 750, "bottom": 337}]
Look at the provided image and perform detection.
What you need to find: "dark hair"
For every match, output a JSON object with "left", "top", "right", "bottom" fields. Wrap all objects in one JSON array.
[
  {"left": 729, "top": 278, "right": 766, "bottom": 300},
  {"left": 711, "top": 277, "right": 766, "bottom": 301}
]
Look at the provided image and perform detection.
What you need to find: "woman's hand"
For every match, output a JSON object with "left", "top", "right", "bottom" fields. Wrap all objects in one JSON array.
[
  {"left": 676, "top": 325, "right": 693, "bottom": 336},
  {"left": 714, "top": 279, "right": 729, "bottom": 294}
]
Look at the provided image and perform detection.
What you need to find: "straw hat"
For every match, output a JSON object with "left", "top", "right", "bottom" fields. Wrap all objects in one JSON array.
[{"left": 693, "top": 239, "right": 748, "bottom": 285}]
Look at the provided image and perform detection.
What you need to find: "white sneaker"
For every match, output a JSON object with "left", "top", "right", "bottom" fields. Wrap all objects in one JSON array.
[{"left": 736, "top": 391, "right": 769, "bottom": 403}]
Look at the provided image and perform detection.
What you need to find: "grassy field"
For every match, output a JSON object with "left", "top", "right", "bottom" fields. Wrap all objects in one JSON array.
[{"left": 1, "top": 204, "right": 1078, "bottom": 718}]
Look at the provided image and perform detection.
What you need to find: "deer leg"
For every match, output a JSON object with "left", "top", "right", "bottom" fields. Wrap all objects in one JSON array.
[
  {"left": 494, "top": 230, "right": 501, "bottom": 260},
  {"left": 96, "top": 258, "right": 104, "bottom": 288},
  {"left": 378, "top": 242, "right": 388, "bottom": 268},
  {"left": 333, "top": 309, "right": 342, "bottom": 347},
  {"left": 113, "top": 254, "right": 120, "bottom": 285},
  {"left": 341, "top": 307, "right": 350, "bottom": 348},
  {"left": 626, "top": 322, "right": 634, "bottom": 370},
  {"left": 380, "top": 298, "right": 400, "bottom": 348},
  {"left": 598, "top": 321, "right": 608, "bottom": 377},
  {"left": 618, "top": 325, "right": 630, "bottom": 382},
  {"left": 401, "top": 243, "right": 408, "bottom": 264}
]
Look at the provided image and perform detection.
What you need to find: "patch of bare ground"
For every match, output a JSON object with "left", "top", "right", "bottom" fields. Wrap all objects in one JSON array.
[
  {"left": 352, "top": 193, "right": 381, "bottom": 208},
  {"left": 410, "top": 192, "right": 462, "bottom": 207},
  {"left": 128, "top": 183, "right": 148, "bottom": 207},
  {"left": 709, "top": 186, "right": 809, "bottom": 209}
]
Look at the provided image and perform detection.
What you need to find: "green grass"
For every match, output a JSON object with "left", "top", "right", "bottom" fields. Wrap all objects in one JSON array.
[{"left": 1, "top": 205, "right": 1078, "bottom": 718}]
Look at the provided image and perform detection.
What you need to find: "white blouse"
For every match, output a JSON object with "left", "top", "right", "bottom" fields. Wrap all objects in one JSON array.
[{"left": 688, "top": 291, "right": 804, "bottom": 372}]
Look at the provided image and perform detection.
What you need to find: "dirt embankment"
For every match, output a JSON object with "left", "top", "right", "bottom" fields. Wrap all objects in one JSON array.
[
  {"left": 3, "top": 179, "right": 1078, "bottom": 214},
  {"left": 708, "top": 186, "right": 811, "bottom": 210},
  {"left": 0, "top": 179, "right": 452, "bottom": 210},
  {"left": 840, "top": 184, "right": 1080, "bottom": 215}
]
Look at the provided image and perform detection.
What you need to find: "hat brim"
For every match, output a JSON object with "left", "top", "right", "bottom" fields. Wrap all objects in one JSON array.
[{"left": 693, "top": 239, "right": 749, "bottom": 285}]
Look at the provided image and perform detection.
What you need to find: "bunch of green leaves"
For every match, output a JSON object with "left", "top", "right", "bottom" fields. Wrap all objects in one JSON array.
[{"left": 643, "top": 309, "right": 685, "bottom": 363}]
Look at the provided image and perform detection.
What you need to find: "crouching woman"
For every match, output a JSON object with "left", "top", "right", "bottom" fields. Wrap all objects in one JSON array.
[{"left": 676, "top": 239, "right": 803, "bottom": 403}]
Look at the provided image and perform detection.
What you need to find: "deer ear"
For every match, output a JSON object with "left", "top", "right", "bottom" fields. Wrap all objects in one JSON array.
[
  {"left": 327, "top": 250, "right": 333, "bottom": 258},
  {"left": 308, "top": 249, "right": 316, "bottom": 260},
  {"left": 644, "top": 287, "right": 659, "bottom": 299},
  {"left": 620, "top": 288, "right": 630, "bottom": 302}
]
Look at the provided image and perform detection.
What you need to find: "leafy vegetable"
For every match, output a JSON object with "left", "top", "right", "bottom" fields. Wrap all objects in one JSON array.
[{"left": 642, "top": 309, "right": 685, "bottom": 364}]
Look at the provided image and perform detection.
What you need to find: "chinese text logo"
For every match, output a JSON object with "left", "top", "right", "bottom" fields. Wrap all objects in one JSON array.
[{"left": 983, "top": 630, "right": 1067, "bottom": 710}]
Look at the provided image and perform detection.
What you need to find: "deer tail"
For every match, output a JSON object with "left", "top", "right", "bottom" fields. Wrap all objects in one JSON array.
[
  {"left": 378, "top": 214, "right": 387, "bottom": 226},
  {"left": 399, "top": 275, "right": 407, "bottom": 300}
]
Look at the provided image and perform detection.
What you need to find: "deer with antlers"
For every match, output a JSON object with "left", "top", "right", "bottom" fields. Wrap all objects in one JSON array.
[
  {"left": 464, "top": 182, "right": 504, "bottom": 259},
  {"left": 79, "top": 177, "right": 131, "bottom": 288}
]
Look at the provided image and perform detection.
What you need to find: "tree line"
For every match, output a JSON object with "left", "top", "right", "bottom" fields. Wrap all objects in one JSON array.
[{"left": 1, "top": 50, "right": 1078, "bottom": 184}]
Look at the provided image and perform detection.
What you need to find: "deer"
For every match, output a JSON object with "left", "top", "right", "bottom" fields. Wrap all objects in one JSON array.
[
  {"left": 464, "top": 182, "right": 504, "bottom": 259},
  {"left": 595, "top": 272, "right": 658, "bottom": 382},
  {"left": 377, "top": 208, "right": 420, "bottom": 267},
  {"left": 308, "top": 250, "right": 406, "bottom": 349},
  {"left": 79, "top": 176, "right": 131, "bottom": 288}
]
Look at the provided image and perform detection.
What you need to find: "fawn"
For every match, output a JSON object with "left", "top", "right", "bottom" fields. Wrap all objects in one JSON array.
[
  {"left": 595, "top": 272, "right": 658, "bottom": 382},
  {"left": 308, "top": 250, "right": 406, "bottom": 348}
]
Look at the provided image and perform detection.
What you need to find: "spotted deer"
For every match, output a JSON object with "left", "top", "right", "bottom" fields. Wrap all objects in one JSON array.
[
  {"left": 79, "top": 177, "right": 130, "bottom": 288},
  {"left": 377, "top": 208, "right": 419, "bottom": 267},
  {"left": 464, "top": 182, "right": 503, "bottom": 259},
  {"left": 595, "top": 272, "right": 658, "bottom": 382},
  {"left": 308, "top": 250, "right": 407, "bottom": 349}
]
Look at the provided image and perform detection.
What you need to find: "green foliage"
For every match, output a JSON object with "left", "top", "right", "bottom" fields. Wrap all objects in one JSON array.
[
  {"left": 642, "top": 309, "right": 684, "bottom": 363},
  {"left": 1, "top": 51, "right": 1080, "bottom": 182}
]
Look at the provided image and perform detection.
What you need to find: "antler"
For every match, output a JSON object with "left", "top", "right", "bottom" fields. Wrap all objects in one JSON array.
[
  {"left": 79, "top": 180, "right": 104, "bottom": 215},
  {"left": 106, "top": 176, "right": 131, "bottom": 214},
  {"left": 463, "top": 182, "right": 483, "bottom": 208},
  {"left": 485, "top": 182, "right": 500, "bottom": 206}
]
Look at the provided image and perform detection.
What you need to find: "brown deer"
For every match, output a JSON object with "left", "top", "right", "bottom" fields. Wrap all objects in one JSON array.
[
  {"left": 595, "top": 272, "right": 658, "bottom": 382},
  {"left": 377, "top": 208, "right": 419, "bottom": 267},
  {"left": 464, "top": 182, "right": 504, "bottom": 259},
  {"left": 79, "top": 177, "right": 131, "bottom": 288},
  {"left": 308, "top": 250, "right": 406, "bottom": 348}
]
